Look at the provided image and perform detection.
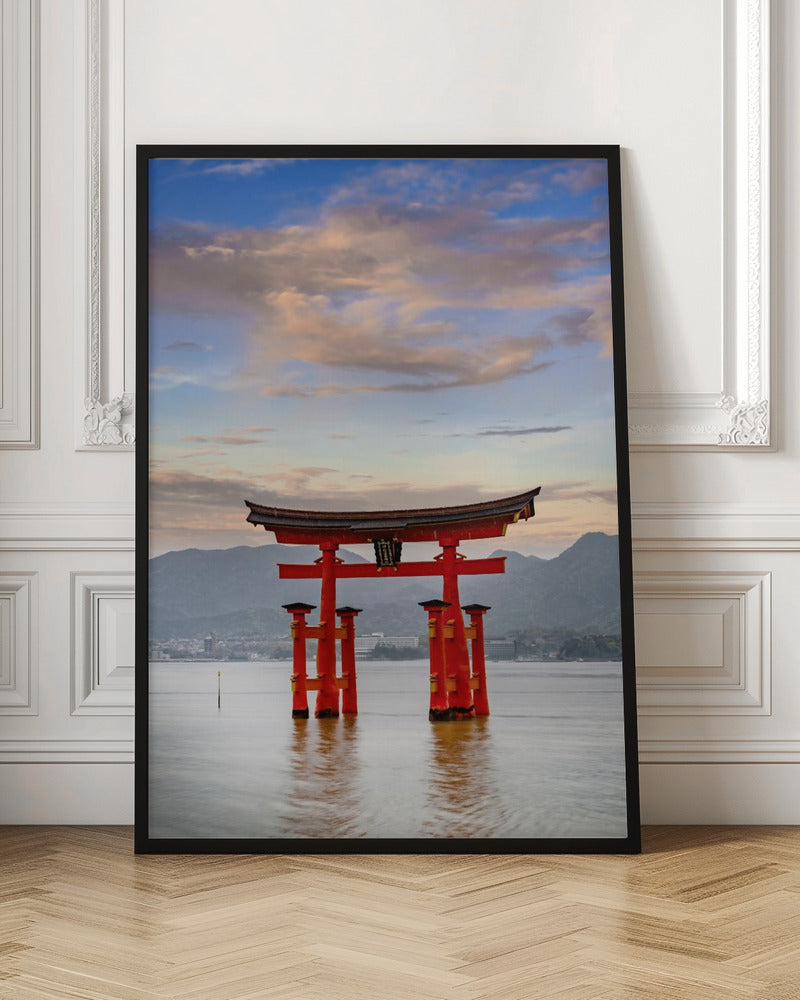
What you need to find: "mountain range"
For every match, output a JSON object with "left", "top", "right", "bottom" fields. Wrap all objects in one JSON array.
[{"left": 149, "top": 533, "right": 622, "bottom": 640}]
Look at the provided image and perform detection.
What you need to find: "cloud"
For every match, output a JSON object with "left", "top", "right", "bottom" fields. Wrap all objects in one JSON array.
[
  {"left": 150, "top": 365, "right": 204, "bottom": 390},
  {"left": 475, "top": 425, "right": 571, "bottom": 436},
  {"left": 259, "top": 360, "right": 555, "bottom": 398},
  {"left": 150, "top": 206, "right": 609, "bottom": 325},
  {"left": 179, "top": 434, "right": 264, "bottom": 446},
  {"left": 328, "top": 160, "right": 474, "bottom": 209},
  {"left": 148, "top": 166, "right": 614, "bottom": 394},
  {"left": 148, "top": 465, "right": 620, "bottom": 560},
  {"left": 163, "top": 340, "right": 212, "bottom": 352},
  {"left": 487, "top": 179, "right": 544, "bottom": 208},
  {"left": 154, "top": 467, "right": 537, "bottom": 516},
  {"left": 201, "top": 159, "right": 286, "bottom": 177},
  {"left": 149, "top": 468, "right": 525, "bottom": 542},
  {"left": 214, "top": 425, "right": 277, "bottom": 435},
  {"left": 442, "top": 423, "right": 570, "bottom": 439},
  {"left": 540, "top": 481, "right": 618, "bottom": 504},
  {"left": 329, "top": 159, "right": 548, "bottom": 214},
  {"left": 551, "top": 161, "right": 608, "bottom": 195},
  {"left": 585, "top": 488, "right": 618, "bottom": 504},
  {"left": 243, "top": 286, "right": 556, "bottom": 394}
]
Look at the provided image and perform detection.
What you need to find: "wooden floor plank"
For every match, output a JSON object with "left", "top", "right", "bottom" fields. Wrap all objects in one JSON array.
[{"left": 1, "top": 826, "right": 800, "bottom": 999}]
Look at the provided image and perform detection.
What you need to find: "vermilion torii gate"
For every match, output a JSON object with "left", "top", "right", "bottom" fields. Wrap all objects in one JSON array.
[{"left": 245, "top": 487, "right": 540, "bottom": 721}]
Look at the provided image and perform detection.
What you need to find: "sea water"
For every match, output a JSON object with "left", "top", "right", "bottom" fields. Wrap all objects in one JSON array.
[{"left": 147, "top": 659, "right": 629, "bottom": 840}]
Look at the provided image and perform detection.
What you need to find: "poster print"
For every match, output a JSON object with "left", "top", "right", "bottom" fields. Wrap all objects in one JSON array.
[{"left": 135, "top": 145, "right": 639, "bottom": 853}]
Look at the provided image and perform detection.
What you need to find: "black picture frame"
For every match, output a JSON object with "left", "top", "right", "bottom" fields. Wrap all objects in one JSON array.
[{"left": 135, "top": 144, "right": 640, "bottom": 854}]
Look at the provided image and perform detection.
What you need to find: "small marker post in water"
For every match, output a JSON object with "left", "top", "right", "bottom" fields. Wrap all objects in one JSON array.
[{"left": 217, "top": 670, "right": 221, "bottom": 710}]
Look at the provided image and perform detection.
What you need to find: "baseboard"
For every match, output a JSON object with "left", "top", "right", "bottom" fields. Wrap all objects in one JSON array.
[
  {"left": 640, "top": 763, "right": 800, "bottom": 824},
  {"left": 0, "top": 763, "right": 133, "bottom": 824}
]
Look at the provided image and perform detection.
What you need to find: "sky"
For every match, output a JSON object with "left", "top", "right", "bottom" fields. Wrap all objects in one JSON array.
[{"left": 147, "top": 155, "right": 622, "bottom": 559}]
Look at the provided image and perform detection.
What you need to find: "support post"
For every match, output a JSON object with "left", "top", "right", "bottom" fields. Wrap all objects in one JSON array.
[
  {"left": 439, "top": 542, "right": 475, "bottom": 719},
  {"left": 421, "top": 600, "right": 452, "bottom": 721},
  {"left": 337, "top": 606, "right": 361, "bottom": 715},
  {"left": 283, "top": 602, "right": 316, "bottom": 718},
  {"left": 463, "top": 603, "right": 491, "bottom": 716},
  {"left": 315, "top": 542, "right": 340, "bottom": 718}
]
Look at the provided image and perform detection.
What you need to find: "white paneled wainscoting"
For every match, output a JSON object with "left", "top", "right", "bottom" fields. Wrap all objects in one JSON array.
[
  {"left": 634, "top": 503, "right": 800, "bottom": 822},
  {"left": 2, "top": 503, "right": 800, "bottom": 823},
  {"left": 0, "top": 505, "right": 134, "bottom": 822}
]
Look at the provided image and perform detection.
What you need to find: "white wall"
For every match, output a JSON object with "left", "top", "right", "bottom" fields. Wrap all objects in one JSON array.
[{"left": 2, "top": 0, "right": 798, "bottom": 824}]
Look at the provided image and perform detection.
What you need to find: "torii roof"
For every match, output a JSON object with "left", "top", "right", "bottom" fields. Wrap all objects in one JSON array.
[{"left": 245, "top": 487, "right": 541, "bottom": 545}]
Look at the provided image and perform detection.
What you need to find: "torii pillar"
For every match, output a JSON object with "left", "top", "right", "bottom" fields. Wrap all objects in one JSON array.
[
  {"left": 283, "top": 601, "right": 315, "bottom": 719},
  {"left": 314, "top": 542, "right": 340, "bottom": 718},
  {"left": 337, "top": 606, "right": 361, "bottom": 715},
  {"left": 421, "top": 599, "right": 452, "bottom": 722},
  {"left": 463, "top": 603, "right": 491, "bottom": 716},
  {"left": 439, "top": 542, "right": 475, "bottom": 719}
]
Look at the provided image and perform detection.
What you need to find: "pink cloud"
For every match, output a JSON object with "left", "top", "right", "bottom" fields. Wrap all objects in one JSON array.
[
  {"left": 149, "top": 194, "right": 613, "bottom": 393},
  {"left": 180, "top": 434, "right": 264, "bottom": 446}
]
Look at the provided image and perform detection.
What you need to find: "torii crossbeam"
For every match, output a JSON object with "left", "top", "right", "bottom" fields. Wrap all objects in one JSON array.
[{"left": 245, "top": 487, "right": 541, "bottom": 721}]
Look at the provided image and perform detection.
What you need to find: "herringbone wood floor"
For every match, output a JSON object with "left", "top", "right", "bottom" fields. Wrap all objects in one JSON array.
[{"left": 2, "top": 827, "right": 799, "bottom": 999}]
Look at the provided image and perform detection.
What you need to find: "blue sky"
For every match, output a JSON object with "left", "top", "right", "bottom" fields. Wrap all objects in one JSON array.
[{"left": 147, "top": 155, "right": 621, "bottom": 557}]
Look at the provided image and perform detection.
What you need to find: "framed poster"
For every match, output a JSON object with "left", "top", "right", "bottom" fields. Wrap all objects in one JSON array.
[{"left": 135, "top": 145, "right": 640, "bottom": 853}]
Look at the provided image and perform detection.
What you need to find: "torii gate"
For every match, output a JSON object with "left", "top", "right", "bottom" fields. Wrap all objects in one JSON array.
[{"left": 245, "top": 487, "right": 540, "bottom": 721}]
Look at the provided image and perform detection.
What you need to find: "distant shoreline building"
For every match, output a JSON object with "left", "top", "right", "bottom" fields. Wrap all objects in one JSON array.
[
  {"left": 485, "top": 638, "right": 517, "bottom": 660},
  {"left": 354, "top": 633, "right": 420, "bottom": 656}
]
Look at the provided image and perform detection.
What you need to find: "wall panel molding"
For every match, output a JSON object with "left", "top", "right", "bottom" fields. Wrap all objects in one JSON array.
[
  {"left": 0, "top": 573, "right": 37, "bottom": 714},
  {"left": 0, "top": 740, "right": 132, "bottom": 763},
  {"left": 0, "top": 0, "right": 39, "bottom": 448},
  {"left": 71, "top": 571, "right": 135, "bottom": 715},
  {"left": 634, "top": 570, "right": 771, "bottom": 715},
  {"left": 639, "top": 740, "right": 800, "bottom": 764},
  {"left": 632, "top": 501, "right": 800, "bottom": 550},
  {"left": 76, "top": 0, "right": 132, "bottom": 449},
  {"left": 628, "top": 0, "right": 771, "bottom": 451},
  {"left": 0, "top": 500, "right": 135, "bottom": 549}
]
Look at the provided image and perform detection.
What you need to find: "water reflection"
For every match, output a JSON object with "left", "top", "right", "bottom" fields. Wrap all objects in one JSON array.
[
  {"left": 280, "top": 715, "right": 365, "bottom": 838},
  {"left": 148, "top": 660, "right": 629, "bottom": 840},
  {"left": 422, "top": 717, "right": 513, "bottom": 839}
]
